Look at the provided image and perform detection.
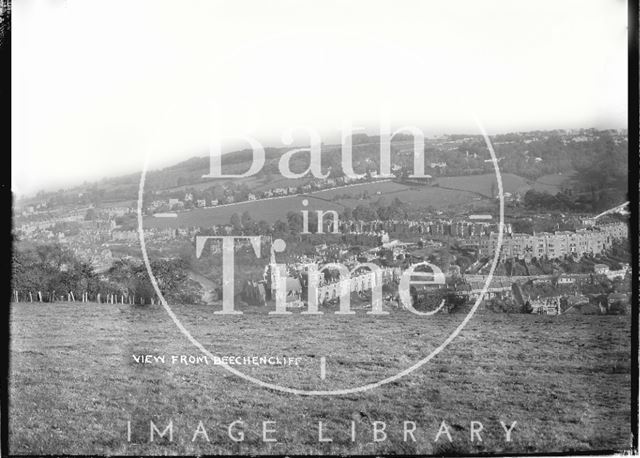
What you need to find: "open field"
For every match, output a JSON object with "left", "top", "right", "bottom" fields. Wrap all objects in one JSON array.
[
  {"left": 142, "top": 173, "right": 539, "bottom": 229},
  {"left": 143, "top": 192, "right": 347, "bottom": 228},
  {"left": 435, "top": 173, "right": 531, "bottom": 198},
  {"left": 142, "top": 183, "right": 479, "bottom": 229},
  {"left": 532, "top": 172, "right": 575, "bottom": 194},
  {"left": 96, "top": 172, "right": 575, "bottom": 218},
  {"left": 9, "top": 302, "right": 632, "bottom": 455}
]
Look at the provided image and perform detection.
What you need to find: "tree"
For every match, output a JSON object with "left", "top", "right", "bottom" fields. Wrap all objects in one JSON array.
[
  {"left": 11, "top": 247, "right": 42, "bottom": 294},
  {"left": 273, "top": 220, "right": 288, "bottom": 235},
  {"left": 12, "top": 242, "right": 103, "bottom": 300},
  {"left": 456, "top": 255, "right": 472, "bottom": 273},
  {"left": 257, "top": 220, "right": 271, "bottom": 235},
  {"left": 307, "top": 211, "right": 318, "bottom": 233},
  {"left": 353, "top": 204, "right": 377, "bottom": 221},
  {"left": 230, "top": 213, "right": 242, "bottom": 231},
  {"left": 107, "top": 257, "right": 203, "bottom": 305},
  {"left": 443, "top": 291, "right": 466, "bottom": 313},
  {"left": 241, "top": 211, "right": 253, "bottom": 229},
  {"left": 84, "top": 208, "right": 97, "bottom": 221},
  {"left": 374, "top": 197, "right": 389, "bottom": 208},
  {"left": 287, "top": 211, "right": 303, "bottom": 233}
]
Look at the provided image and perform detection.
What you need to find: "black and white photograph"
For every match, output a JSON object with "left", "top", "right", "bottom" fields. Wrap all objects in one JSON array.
[{"left": 7, "top": 0, "right": 636, "bottom": 455}]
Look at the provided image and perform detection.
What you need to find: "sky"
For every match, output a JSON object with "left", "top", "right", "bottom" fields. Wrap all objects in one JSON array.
[{"left": 12, "top": 0, "right": 628, "bottom": 197}]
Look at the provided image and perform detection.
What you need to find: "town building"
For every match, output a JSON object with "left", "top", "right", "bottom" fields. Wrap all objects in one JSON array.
[{"left": 471, "top": 222, "right": 627, "bottom": 261}]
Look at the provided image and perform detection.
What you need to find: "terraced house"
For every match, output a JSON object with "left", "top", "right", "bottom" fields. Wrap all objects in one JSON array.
[{"left": 472, "top": 222, "right": 628, "bottom": 261}]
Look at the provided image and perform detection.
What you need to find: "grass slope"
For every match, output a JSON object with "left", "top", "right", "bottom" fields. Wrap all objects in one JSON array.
[
  {"left": 9, "top": 302, "right": 631, "bottom": 455},
  {"left": 142, "top": 179, "right": 491, "bottom": 229},
  {"left": 435, "top": 173, "right": 531, "bottom": 198}
]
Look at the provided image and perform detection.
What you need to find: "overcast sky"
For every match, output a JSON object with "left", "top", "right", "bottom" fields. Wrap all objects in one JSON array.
[{"left": 12, "top": 0, "right": 627, "bottom": 197}]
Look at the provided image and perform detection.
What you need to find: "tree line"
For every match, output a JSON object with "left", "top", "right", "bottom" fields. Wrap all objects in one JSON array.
[
  {"left": 11, "top": 241, "right": 202, "bottom": 305},
  {"left": 223, "top": 197, "right": 410, "bottom": 237}
]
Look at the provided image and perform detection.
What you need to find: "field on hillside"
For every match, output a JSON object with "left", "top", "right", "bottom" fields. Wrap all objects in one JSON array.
[
  {"left": 143, "top": 192, "right": 348, "bottom": 228},
  {"left": 142, "top": 174, "right": 534, "bottom": 229},
  {"left": 10, "top": 302, "right": 632, "bottom": 455},
  {"left": 312, "top": 180, "right": 480, "bottom": 210},
  {"left": 143, "top": 181, "right": 399, "bottom": 229},
  {"left": 435, "top": 173, "right": 531, "bottom": 198},
  {"left": 142, "top": 182, "right": 480, "bottom": 229},
  {"left": 107, "top": 172, "right": 574, "bottom": 216},
  {"left": 532, "top": 173, "right": 574, "bottom": 193}
]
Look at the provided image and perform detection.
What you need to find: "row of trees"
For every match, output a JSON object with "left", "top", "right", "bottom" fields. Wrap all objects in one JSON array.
[
  {"left": 12, "top": 242, "right": 203, "bottom": 305},
  {"left": 12, "top": 243, "right": 101, "bottom": 298},
  {"left": 523, "top": 188, "right": 625, "bottom": 213},
  {"left": 224, "top": 197, "right": 410, "bottom": 236}
]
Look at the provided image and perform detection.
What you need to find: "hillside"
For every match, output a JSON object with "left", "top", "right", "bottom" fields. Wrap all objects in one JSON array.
[
  {"left": 141, "top": 173, "right": 546, "bottom": 229},
  {"left": 434, "top": 173, "right": 533, "bottom": 198},
  {"left": 17, "top": 129, "right": 627, "bottom": 215}
]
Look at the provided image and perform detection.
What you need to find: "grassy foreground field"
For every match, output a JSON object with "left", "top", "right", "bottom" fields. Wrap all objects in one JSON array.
[{"left": 9, "top": 302, "right": 632, "bottom": 455}]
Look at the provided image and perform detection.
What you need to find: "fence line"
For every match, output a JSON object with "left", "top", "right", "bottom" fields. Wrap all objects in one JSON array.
[{"left": 12, "top": 289, "right": 159, "bottom": 305}]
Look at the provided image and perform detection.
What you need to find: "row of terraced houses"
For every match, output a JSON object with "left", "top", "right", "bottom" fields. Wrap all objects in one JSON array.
[{"left": 471, "top": 222, "right": 628, "bottom": 261}]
